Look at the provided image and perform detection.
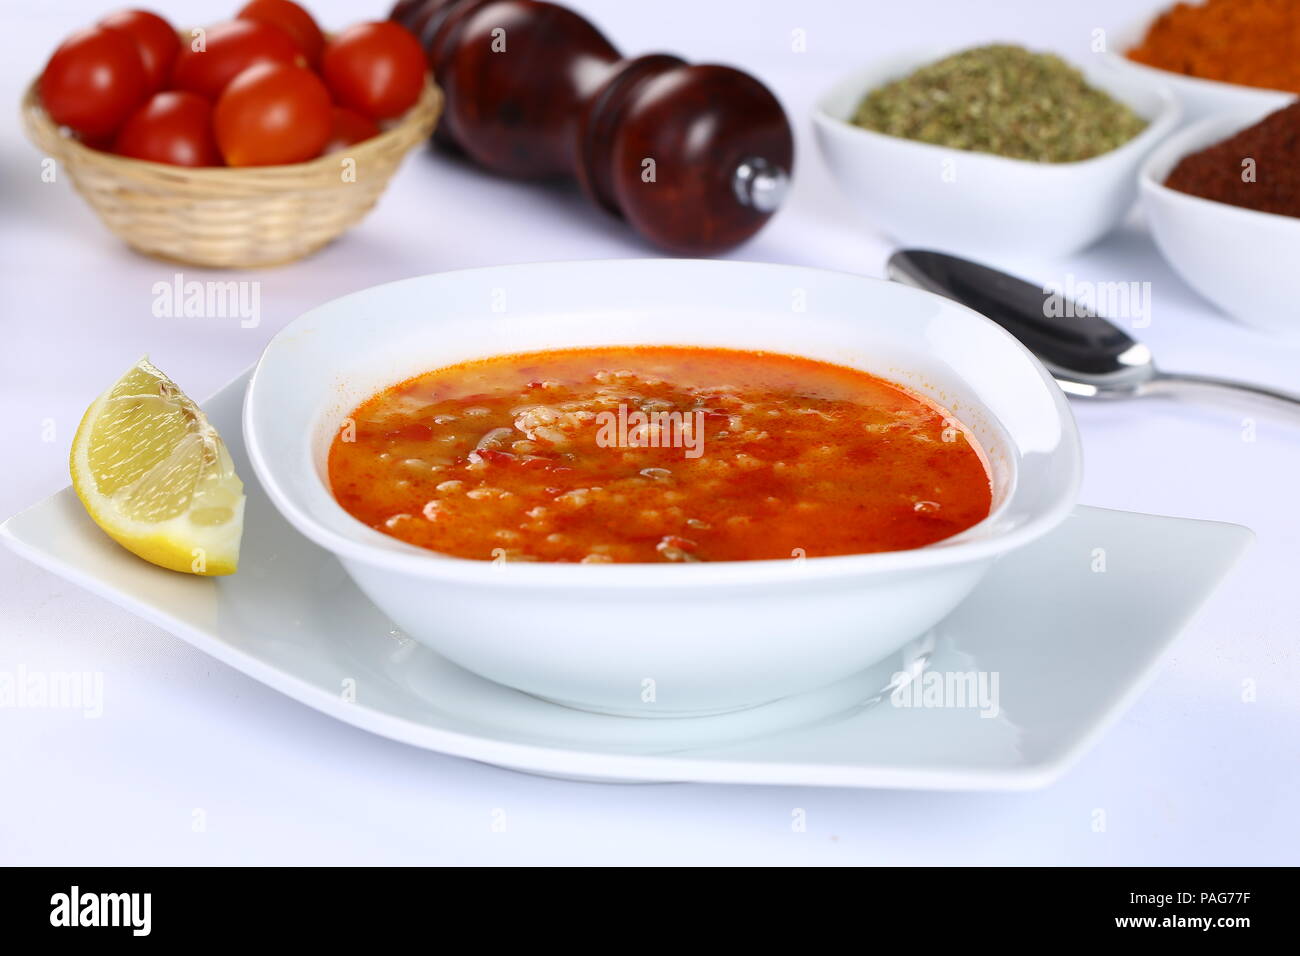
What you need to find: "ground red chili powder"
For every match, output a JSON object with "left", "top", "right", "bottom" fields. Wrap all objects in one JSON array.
[
  {"left": 1128, "top": 0, "right": 1300, "bottom": 93},
  {"left": 1164, "top": 102, "right": 1300, "bottom": 217}
]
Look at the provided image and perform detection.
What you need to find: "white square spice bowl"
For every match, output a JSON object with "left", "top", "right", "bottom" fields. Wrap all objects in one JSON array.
[{"left": 812, "top": 51, "right": 1181, "bottom": 259}]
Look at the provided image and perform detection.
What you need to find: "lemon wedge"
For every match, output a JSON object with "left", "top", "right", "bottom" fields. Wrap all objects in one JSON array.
[{"left": 70, "top": 357, "right": 244, "bottom": 576}]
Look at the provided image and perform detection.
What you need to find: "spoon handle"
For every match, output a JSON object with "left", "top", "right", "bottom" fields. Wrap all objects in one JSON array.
[{"left": 1144, "top": 371, "right": 1300, "bottom": 416}]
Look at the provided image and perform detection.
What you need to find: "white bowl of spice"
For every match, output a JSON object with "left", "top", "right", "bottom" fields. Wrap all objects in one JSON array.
[
  {"left": 1104, "top": 3, "right": 1295, "bottom": 126},
  {"left": 813, "top": 45, "right": 1181, "bottom": 259},
  {"left": 1140, "top": 102, "right": 1300, "bottom": 334}
]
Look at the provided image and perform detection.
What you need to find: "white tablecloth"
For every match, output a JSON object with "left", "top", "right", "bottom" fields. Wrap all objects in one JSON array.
[{"left": 2, "top": 0, "right": 1296, "bottom": 865}]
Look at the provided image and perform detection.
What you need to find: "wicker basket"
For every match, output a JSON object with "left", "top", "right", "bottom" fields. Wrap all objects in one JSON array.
[{"left": 22, "top": 76, "right": 442, "bottom": 268}]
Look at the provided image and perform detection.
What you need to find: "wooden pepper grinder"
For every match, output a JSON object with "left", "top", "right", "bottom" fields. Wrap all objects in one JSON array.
[{"left": 391, "top": 0, "right": 794, "bottom": 254}]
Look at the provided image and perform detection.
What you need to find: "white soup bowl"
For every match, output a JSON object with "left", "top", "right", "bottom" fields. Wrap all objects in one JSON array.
[{"left": 245, "top": 260, "right": 1081, "bottom": 716}]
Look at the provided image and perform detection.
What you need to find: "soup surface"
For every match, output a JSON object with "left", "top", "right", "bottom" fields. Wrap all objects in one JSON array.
[{"left": 328, "top": 347, "right": 992, "bottom": 563}]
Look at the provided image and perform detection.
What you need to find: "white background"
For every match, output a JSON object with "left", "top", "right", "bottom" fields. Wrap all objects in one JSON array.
[{"left": 2, "top": 0, "right": 1297, "bottom": 865}]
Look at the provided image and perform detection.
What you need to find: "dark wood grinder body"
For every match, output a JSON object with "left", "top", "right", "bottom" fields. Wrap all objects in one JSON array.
[{"left": 392, "top": 0, "right": 794, "bottom": 254}]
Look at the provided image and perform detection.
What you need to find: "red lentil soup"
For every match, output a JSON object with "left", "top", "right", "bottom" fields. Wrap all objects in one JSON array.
[{"left": 327, "top": 347, "right": 993, "bottom": 563}]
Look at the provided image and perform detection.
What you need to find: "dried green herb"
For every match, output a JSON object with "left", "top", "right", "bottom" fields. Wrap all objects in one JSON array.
[{"left": 851, "top": 44, "right": 1148, "bottom": 163}]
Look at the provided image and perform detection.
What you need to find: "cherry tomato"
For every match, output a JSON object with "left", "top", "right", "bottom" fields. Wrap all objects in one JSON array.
[
  {"left": 172, "top": 19, "right": 303, "bottom": 100},
  {"left": 113, "top": 91, "right": 221, "bottom": 167},
  {"left": 321, "top": 22, "right": 426, "bottom": 121},
  {"left": 39, "top": 26, "right": 148, "bottom": 140},
  {"left": 214, "top": 62, "right": 332, "bottom": 166},
  {"left": 323, "top": 107, "right": 382, "bottom": 153},
  {"left": 98, "top": 9, "right": 179, "bottom": 93},
  {"left": 237, "top": 0, "right": 324, "bottom": 67}
]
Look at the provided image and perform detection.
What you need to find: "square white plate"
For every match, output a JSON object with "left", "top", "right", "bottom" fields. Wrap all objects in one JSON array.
[{"left": 1, "top": 371, "right": 1251, "bottom": 789}]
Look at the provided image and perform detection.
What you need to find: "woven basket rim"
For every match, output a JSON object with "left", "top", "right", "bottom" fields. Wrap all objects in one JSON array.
[{"left": 21, "top": 74, "right": 442, "bottom": 184}]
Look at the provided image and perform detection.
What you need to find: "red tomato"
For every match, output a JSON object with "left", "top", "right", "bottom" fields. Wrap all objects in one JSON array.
[
  {"left": 237, "top": 0, "right": 324, "bottom": 66},
  {"left": 324, "top": 107, "right": 382, "bottom": 153},
  {"left": 321, "top": 22, "right": 426, "bottom": 121},
  {"left": 172, "top": 19, "right": 303, "bottom": 100},
  {"left": 214, "top": 62, "right": 332, "bottom": 166},
  {"left": 39, "top": 26, "right": 148, "bottom": 140},
  {"left": 113, "top": 91, "right": 221, "bottom": 166},
  {"left": 98, "top": 9, "right": 179, "bottom": 93}
]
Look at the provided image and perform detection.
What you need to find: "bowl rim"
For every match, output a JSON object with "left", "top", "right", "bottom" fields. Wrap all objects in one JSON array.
[
  {"left": 1139, "top": 105, "right": 1300, "bottom": 230},
  {"left": 243, "top": 259, "right": 1083, "bottom": 589},
  {"left": 811, "top": 46, "right": 1181, "bottom": 173}
]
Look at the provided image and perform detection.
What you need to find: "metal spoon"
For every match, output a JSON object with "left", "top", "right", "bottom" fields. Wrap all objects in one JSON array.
[{"left": 887, "top": 249, "right": 1300, "bottom": 415}]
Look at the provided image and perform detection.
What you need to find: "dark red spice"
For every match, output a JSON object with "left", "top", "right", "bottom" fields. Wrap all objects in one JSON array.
[{"left": 1165, "top": 102, "right": 1300, "bottom": 218}]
